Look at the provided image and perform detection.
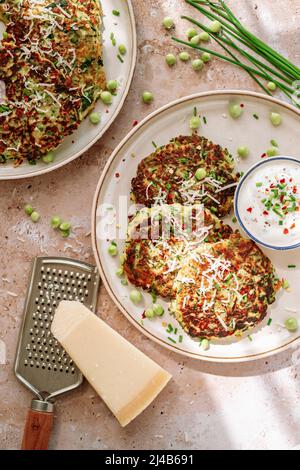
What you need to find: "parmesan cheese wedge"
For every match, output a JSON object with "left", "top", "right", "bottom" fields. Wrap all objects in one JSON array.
[{"left": 51, "top": 301, "right": 171, "bottom": 427}]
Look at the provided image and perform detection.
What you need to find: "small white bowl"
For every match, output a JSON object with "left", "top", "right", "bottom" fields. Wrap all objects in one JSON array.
[{"left": 234, "top": 156, "right": 300, "bottom": 251}]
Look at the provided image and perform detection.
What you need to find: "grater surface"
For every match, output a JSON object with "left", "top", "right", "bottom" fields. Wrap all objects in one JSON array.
[{"left": 15, "top": 257, "right": 100, "bottom": 400}]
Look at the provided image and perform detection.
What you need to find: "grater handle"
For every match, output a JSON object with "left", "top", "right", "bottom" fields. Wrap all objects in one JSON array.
[{"left": 21, "top": 399, "right": 54, "bottom": 450}]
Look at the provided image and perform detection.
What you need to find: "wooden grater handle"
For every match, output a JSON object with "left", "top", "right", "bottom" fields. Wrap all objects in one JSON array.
[{"left": 21, "top": 399, "right": 54, "bottom": 450}]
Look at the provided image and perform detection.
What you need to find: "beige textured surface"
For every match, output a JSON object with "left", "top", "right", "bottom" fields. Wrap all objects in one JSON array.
[{"left": 1, "top": 0, "right": 300, "bottom": 450}]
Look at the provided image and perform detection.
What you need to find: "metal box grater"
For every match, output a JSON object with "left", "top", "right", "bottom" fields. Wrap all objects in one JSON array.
[{"left": 15, "top": 257, "right": 100, "bottom": 450}]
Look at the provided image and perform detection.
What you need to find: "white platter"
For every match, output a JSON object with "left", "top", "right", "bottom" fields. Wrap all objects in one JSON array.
[
  {"left": 0, "top": 0, "right": 136, "bottom": 180},
  {"left": 92, "top": 90, "right": 300, "bottom": 363}
]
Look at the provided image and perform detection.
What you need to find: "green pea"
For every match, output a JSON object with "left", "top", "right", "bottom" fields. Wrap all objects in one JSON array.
[
  {"left": 267, "top": 82, "right": 277, "bottom": 91},
  {"left": 42, "top": 151, "right": 54, "bottom": 164},
  {"left": 153, "top": 303, "right": 164, "bottom": 316},
  {"left": 2, "top": 31, "right": 8, "bottom": 39},
  {"left": 201, "top": 52, "right": 211, "bottom": 63},
  {"left": 108, "top": 243, "right": 118, "bottom": 256},
  {"left": 266, "top": 147, "right": 278, "bottom": 157},
  {"left": 229, "top": 103, "right": 243, "bottom": 119},
  {"left": 190, "top": 116, "right": 201, "bottom": 130},
  {"left": 145, "top": 308, "right": 155, "bottom": 319},
  {"left": 192, "top": 58, "right": 204, "bottom": 71},
  {"left": 60, "top": 229, "right": 70, "bottom": 238},
  {"left": 100, "top": 91, "right": 113, "bottom": 105},
  {"left": 165, "top": 53, "right": 176, "bottom": 66},
  {"left": 209, "top": 20, "right": 222, "bottom": 33},
  {"left": 190, "top": 34, "right": 201, "bottom": 45},
  {"left": 199, "top": 31, "right": 210, "bottom": 42},
  {"left": 60, "top": 221, "right": 71, "bottom": 231},
  {"left": 89, "top": 111, "right": 101, "bottom": 125},
  {"left": 116, "top": 267, "right": 124, "bottom": 277},
  {"left": 107, "top": 80, "right": 118, "bottom": 92},
  {"left": 31, "top": 211, "right": 40, "bottom": 223},
  {"left": 284, "top": 317, "right": 298, "bottom": 332},
  {"left": 270, "top": 112, "right": 282, "bottom": 126},
  {"left": 162, "top": 17, "right": 174, "bottom": 30},
  {"left": 24, "top": 204, "right": 34, "bottom": 216},
  {"left": 130, "top": 289, "right": 143, "bottom": 304},
  {"left": 186, "top": 28, "right": 198, "bottom": 39},
  {"left": 201, "top": 338, "right": 210, "bottom": 350},
  {"left": 179, "top": 51, "right": 190, "bottom": 62},
  {"left": 195, "top": 168, "right": 207, "bottom": 180},
  {"left": 237, "top": 146, "right": 249, "bottom": 158},
  {"left": 142, "top": 91, "right": 153, "bottom": 104},
  {"left": 51, "top": 216, "right": 61, "bottom": 229}
]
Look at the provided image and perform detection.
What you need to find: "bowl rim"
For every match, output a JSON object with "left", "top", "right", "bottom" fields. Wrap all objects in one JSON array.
[{"left": 234, "top": 155, "right": 300, "bottom": 251}]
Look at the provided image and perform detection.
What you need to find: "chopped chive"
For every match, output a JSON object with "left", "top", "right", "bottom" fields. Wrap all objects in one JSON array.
[
  {"left": 117, "top": 54, "right": 124, "bottom": 63},
  {"left": 203, "top": 116, "right": 207, "bottom": 124},
  {"left": 232, "top": 216, "right": 237, "bottom": 223},
  {"left": 288, "top": 265, "right": 296, "bottom": 268},
  {"left": 167, "top": 323, "right": 173, "bottom": 332},
  {"left": 248, "top": 335, "right": 253, "bottom": 342},
  {"left": 167, "top": 336, "right": 177, "bottom": 344},
  {"left": 179, "top": 335, "right": 183, "bottom": 343},
  {"left": 193, "top": 106, "right": 197, "bottom": 117},
  {"left": 174, "top": 328, "right": 178, "bottom": 335},
  {"left": 267, "top": 318, "right": 273, "bottom": 326},
  {"left": 112, "top": 9, "right": 120, "bottom": 16},
  {"left": 110, "top": 32, "right": 116, "bottom": 46},
  {"left": 279, "top": 221, "right": 283, "bottom": 226},
  {"left": 152, "top": 141, "right": 157, "bottom": 148},
  {"left": 253, "top": 114, "right": 259, "bottom": 120}
]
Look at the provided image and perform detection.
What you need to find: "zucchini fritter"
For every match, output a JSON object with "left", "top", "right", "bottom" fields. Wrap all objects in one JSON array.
[
  {"left": 131, "top": 135, "right": 239, "bottom": 218},
  {"left": 171, "top": 233, "right": 281, "bottom": 339},
  {"left": 123, "top": 204, "right": 233, "bottom": 298},
  {"left": 0, "top": 0, "right": 105, "bottom": 164}
]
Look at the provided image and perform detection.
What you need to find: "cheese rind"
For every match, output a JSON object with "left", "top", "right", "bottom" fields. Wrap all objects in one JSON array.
[{"left": 51, "top": 301, "right": 171, "bottom": 426}]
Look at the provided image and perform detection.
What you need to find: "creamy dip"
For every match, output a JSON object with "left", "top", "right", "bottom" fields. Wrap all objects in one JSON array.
[{"left": 236, "top": 158, "right": 300, "bottom": 248}]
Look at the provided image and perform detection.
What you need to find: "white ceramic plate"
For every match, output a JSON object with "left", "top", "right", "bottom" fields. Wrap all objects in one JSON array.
[
  {"left": 0, "top": 0, "right": 136, "bottom": 180},
  {"left": 92, "top": 91, "right": 300, "bottom": 363}
]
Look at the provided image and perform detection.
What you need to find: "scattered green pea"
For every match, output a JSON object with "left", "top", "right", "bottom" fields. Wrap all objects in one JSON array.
[
  {"left": 237, "top": 146, "right": 249, "bottom": 158},
  {"left": 267, "top": 82, "right": 277, "bottom": 91},
  {"left": 270, "top": 112, "right": 282, "bottom": 126},
  {"left": 195, "top": 168, "right": 207, "bottom": 180},
  {"left": 130, "top": 289, "right": 143, "bottom": 304},
  {"left": 179, "top": 51, "right": 190, "bottom": 62},
  {"left": 209, "top": 20, "right": 222, "bottom": 33},
  {"left": 100, "top": 91, "right": 113, "bottom": 105},
  {"left": 112, "top": 9, "right": 120, "bottom": 16},
  {"left": 192, "top": 58, "right": 204, "bottom": 71},
  {"left": 153, "top": 303, "right": 164, "bottom": 316},
  {"left": 201, "top": 52, "right": 211, "bottom": 63},
  {"left": 190, "top": 116, "right": 201, "bottom": 130},
  {"left": 89, "top": 111, "right": 101, "bottom": 125},
  {"left": 190, "top": 34, "right": 201, "bottom": 45},
  {"left": 199, "top": 31, "right": 210, "bottom": 42},
  {"left": 145, "top": 308, "right": 155, "bottom": 319},
  {"left": 142, "top": 91, "right": 154, "bottom": 104},
  {"left": 31, "top": 211, "right": 40, "bottom": 223},
  {"left": 24, "top": 204, "right": 34, "bottom": 216},
  {"left": 60, "top": 229, "right": 70, "bottom": 238},
  {"left": 266, "top": 147, "right": 278, "bottom": 157},
  {"left": 165, "top": 53, "right": 176, "bottom": 66},
  {"left": 108, "top": 243, "right": 118, "bottom": 256},
  {"left": 107, "top": 79, "right": 118, "bottom": 92},
  {"left": 51, "top": 216, "right": 61, "bottom": 229},
  {"left": 118, "top": 44, "right": 127, "bottom": 56},
  {"left": 186, "top": 28, "right": 198, "bottom": 39},
  {"left": 60, "top": 221, "right": 71, "bottom": 231},
  {"left": 162, "top": 16, "right": 174, "bottom": 30},
  {"left": 116, "top": 267, "right": 124, "bottom": 277},
  {"left": 229, "top": 103, "right": 243, "bottom": 119},
  {"left": 284, "top": 317, "right": 298, "bottom": 332},
  {"left": 42, "top": 151, "right": 54, "bottom": 164}
]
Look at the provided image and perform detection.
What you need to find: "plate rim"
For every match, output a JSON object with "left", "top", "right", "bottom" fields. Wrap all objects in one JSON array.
[
  {"left": 0, "top": 0, "right": 137, "bottom": 181},
  {"left": 91, "top": 89, "right": 300, "bottom": 363}
]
